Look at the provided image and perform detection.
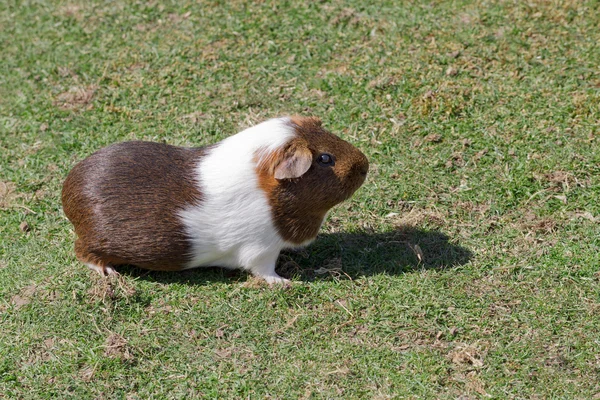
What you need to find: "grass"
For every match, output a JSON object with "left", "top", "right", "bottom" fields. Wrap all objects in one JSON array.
[{"left": 1, "top": 0, "right": 599, "bottom": 398}]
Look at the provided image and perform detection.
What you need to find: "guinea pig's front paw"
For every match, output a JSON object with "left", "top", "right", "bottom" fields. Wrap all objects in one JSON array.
[
  {"left": 262, "top": 274, "right": 291, "bottom": 285},
  {"left": 248, "top": 261, "right": 291, "bottom": 285}
]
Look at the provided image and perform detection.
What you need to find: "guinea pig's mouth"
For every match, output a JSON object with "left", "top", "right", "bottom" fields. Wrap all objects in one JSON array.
[
  {"left": 356, "top": 168, "right": 368, "bottom": 185},
  {"left": 342, "top": 175, "right": 367, "bottom": 200}
]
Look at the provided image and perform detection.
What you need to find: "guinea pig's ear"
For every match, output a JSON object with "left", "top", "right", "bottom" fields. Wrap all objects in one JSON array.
[
  {"left": 273, "top": 144, "right": 313, "bottom": 180},
  {"left": 290, "top": 116, "right": 322, "bottom": 129}
]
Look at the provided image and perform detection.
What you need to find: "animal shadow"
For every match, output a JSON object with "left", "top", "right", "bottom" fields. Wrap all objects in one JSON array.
[
  {"left": 278, "top": 225, "right": 473, "bottom": 281},
  {"left": 119, "top": 225, "right": 472, "bottom": 284}
]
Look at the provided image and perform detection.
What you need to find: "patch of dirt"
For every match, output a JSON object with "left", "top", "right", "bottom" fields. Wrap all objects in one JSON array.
[
  {"left": 87, "top": 278, "right": 115, "bottom": 302},
  {"left": 446, "top": 152, "right": 465, "bottom": 168},
  {"left": 103, "top": 333, "right": 133, "bottom": 360},
  {"left": 134, "top": 22, "right": 158, "bottom": 33},
  {"left": 214, "top": 325, "right": 228, "bottom": 339},
  {"left": 43, "top": 338, "right": 55, "bottom": 350},
  {"left": 145, "top": 298, "right": 177, "bottom": 316},
  {"left": 214, "top": 347, "right": 232, "bottom": 359},
  {"left": 19, "top": 221, "right": 30, "bottom": 232},
  {"left": 87, "top": 274, "right": 136, "bottom": 303},
  {"left": 534, "top": 170, "right": 587, "bottom": 192},
  {"left": 330, "top": 8, "right": 361, "bottom": 26},
  {"left": 472, "top": 149, "right": 488, "bottom": 161},
  {"left": 79, "top": 365, "right": 95, "bottom": 382},
  {"left": 389, "top": 207, "right": 446, "bottom": 228},
  {"left": 11, "top": 284, "right": 37, "bottom": 309},
  {"left": 529, "top": 218, "right": 557, "bottom": 234},
  {"left": 57, "top": 4, "right": 84, "bottom": 21},
  {"left": 34, "top": 188, "right": 50, "bottom": 200},
  {"left": 309, "top": 88, "right": 327, "bottom": 98},
  {"left": 57, "top": 66, "right": 78, "bottom": 80},
  {"left": 167, "top": 11, "right": 191, "bottom": 23},
  {"left": 569, "top": 211, "right": 597, "bottom": 223},
  {"left": 41, "top": 288, "right": 61, "bottom": 302},
  {"left": 424, "top": 133, "right": 442, "bottom": 143},
  {"left": 0, "top": 181, "right": 19, "bottom": 209},
  {"left": 11, "top": 295, "right": 30, "bottom": 309},
  {"left": 458, "top": 12, "right": 480, "bottom": 25},
  {"left": 449, "top": 344, "right": 484, "bottom": 368},
  {"left": 199, "top": 38, "right": 230, "bottom": 61},
  {"left": 464, "top": 371, "right": 488, "bottom": 396},
  {"left": 519, "top": 212, "right": 559, "bottom": 235},
  {"left": 446, "top": 66, "right": 459, "bottom": 77},
  {"left": 456, "top": 201, "right": 491, "bottom": 219},
  {"left": 26, "top": 341, "right": 54, "bottom": 365},
  {"left": 180, "top": 111, "right": 208, "bottom": 124},
  {"left": 347, "top": 327, "right": 449, "bottom": 353},
  {"left": 367, "top": 76, "right": 395, "bottom": 90},
  {"left": 54, "top": 85, "right": 98, "bottom": 111},
  {"left": 545, "top": 353, "right": 570, "bottom": 369}
]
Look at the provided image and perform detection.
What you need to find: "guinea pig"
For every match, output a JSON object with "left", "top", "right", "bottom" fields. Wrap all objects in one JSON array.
[{"left": 61, "top": 116, "right": 369, "bottom": 283}]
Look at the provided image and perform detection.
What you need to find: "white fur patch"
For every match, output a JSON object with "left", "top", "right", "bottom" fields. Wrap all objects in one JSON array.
[{"left": 178, "top": 117, "right": 296, "bottom": 281}]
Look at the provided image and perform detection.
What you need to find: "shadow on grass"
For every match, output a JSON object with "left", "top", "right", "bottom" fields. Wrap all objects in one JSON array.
[
  {"left": 279, "top": 225, "right": 473, "bottom": 281},
  {"left": 116, "top": 225, "right": 472, "bottom": 285}
]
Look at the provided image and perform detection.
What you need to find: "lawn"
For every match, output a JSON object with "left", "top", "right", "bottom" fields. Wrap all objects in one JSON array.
[{"left": 1, "top": 0, "right": 599, "bottom": 398}]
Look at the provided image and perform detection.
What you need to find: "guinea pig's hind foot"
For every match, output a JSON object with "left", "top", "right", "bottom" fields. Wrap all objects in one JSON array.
[{"left": 86, "top": 263, "right": 119, "bottom": 277}]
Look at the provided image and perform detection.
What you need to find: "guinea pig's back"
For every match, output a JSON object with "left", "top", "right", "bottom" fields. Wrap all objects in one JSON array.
[{"left": 62, "top": 141, "right": 206, "bottom": 270}]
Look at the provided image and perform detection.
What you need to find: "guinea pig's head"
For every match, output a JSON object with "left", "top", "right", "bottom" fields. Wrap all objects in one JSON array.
[{"left": 255, "top": 116, "right": 369, "bottom": 244}]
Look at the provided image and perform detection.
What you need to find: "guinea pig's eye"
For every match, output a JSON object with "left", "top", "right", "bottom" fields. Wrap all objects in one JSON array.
[{"left": 317, "top": 153, "right": 335, "bottom": 167}]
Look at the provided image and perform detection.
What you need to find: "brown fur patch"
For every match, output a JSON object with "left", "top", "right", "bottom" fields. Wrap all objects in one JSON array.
[
  {"left": 62, "top": 142, "right": 206, "bottom": 271},
  {"left": 256, "top": 117, "right": 368, "bottom": 244}
]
